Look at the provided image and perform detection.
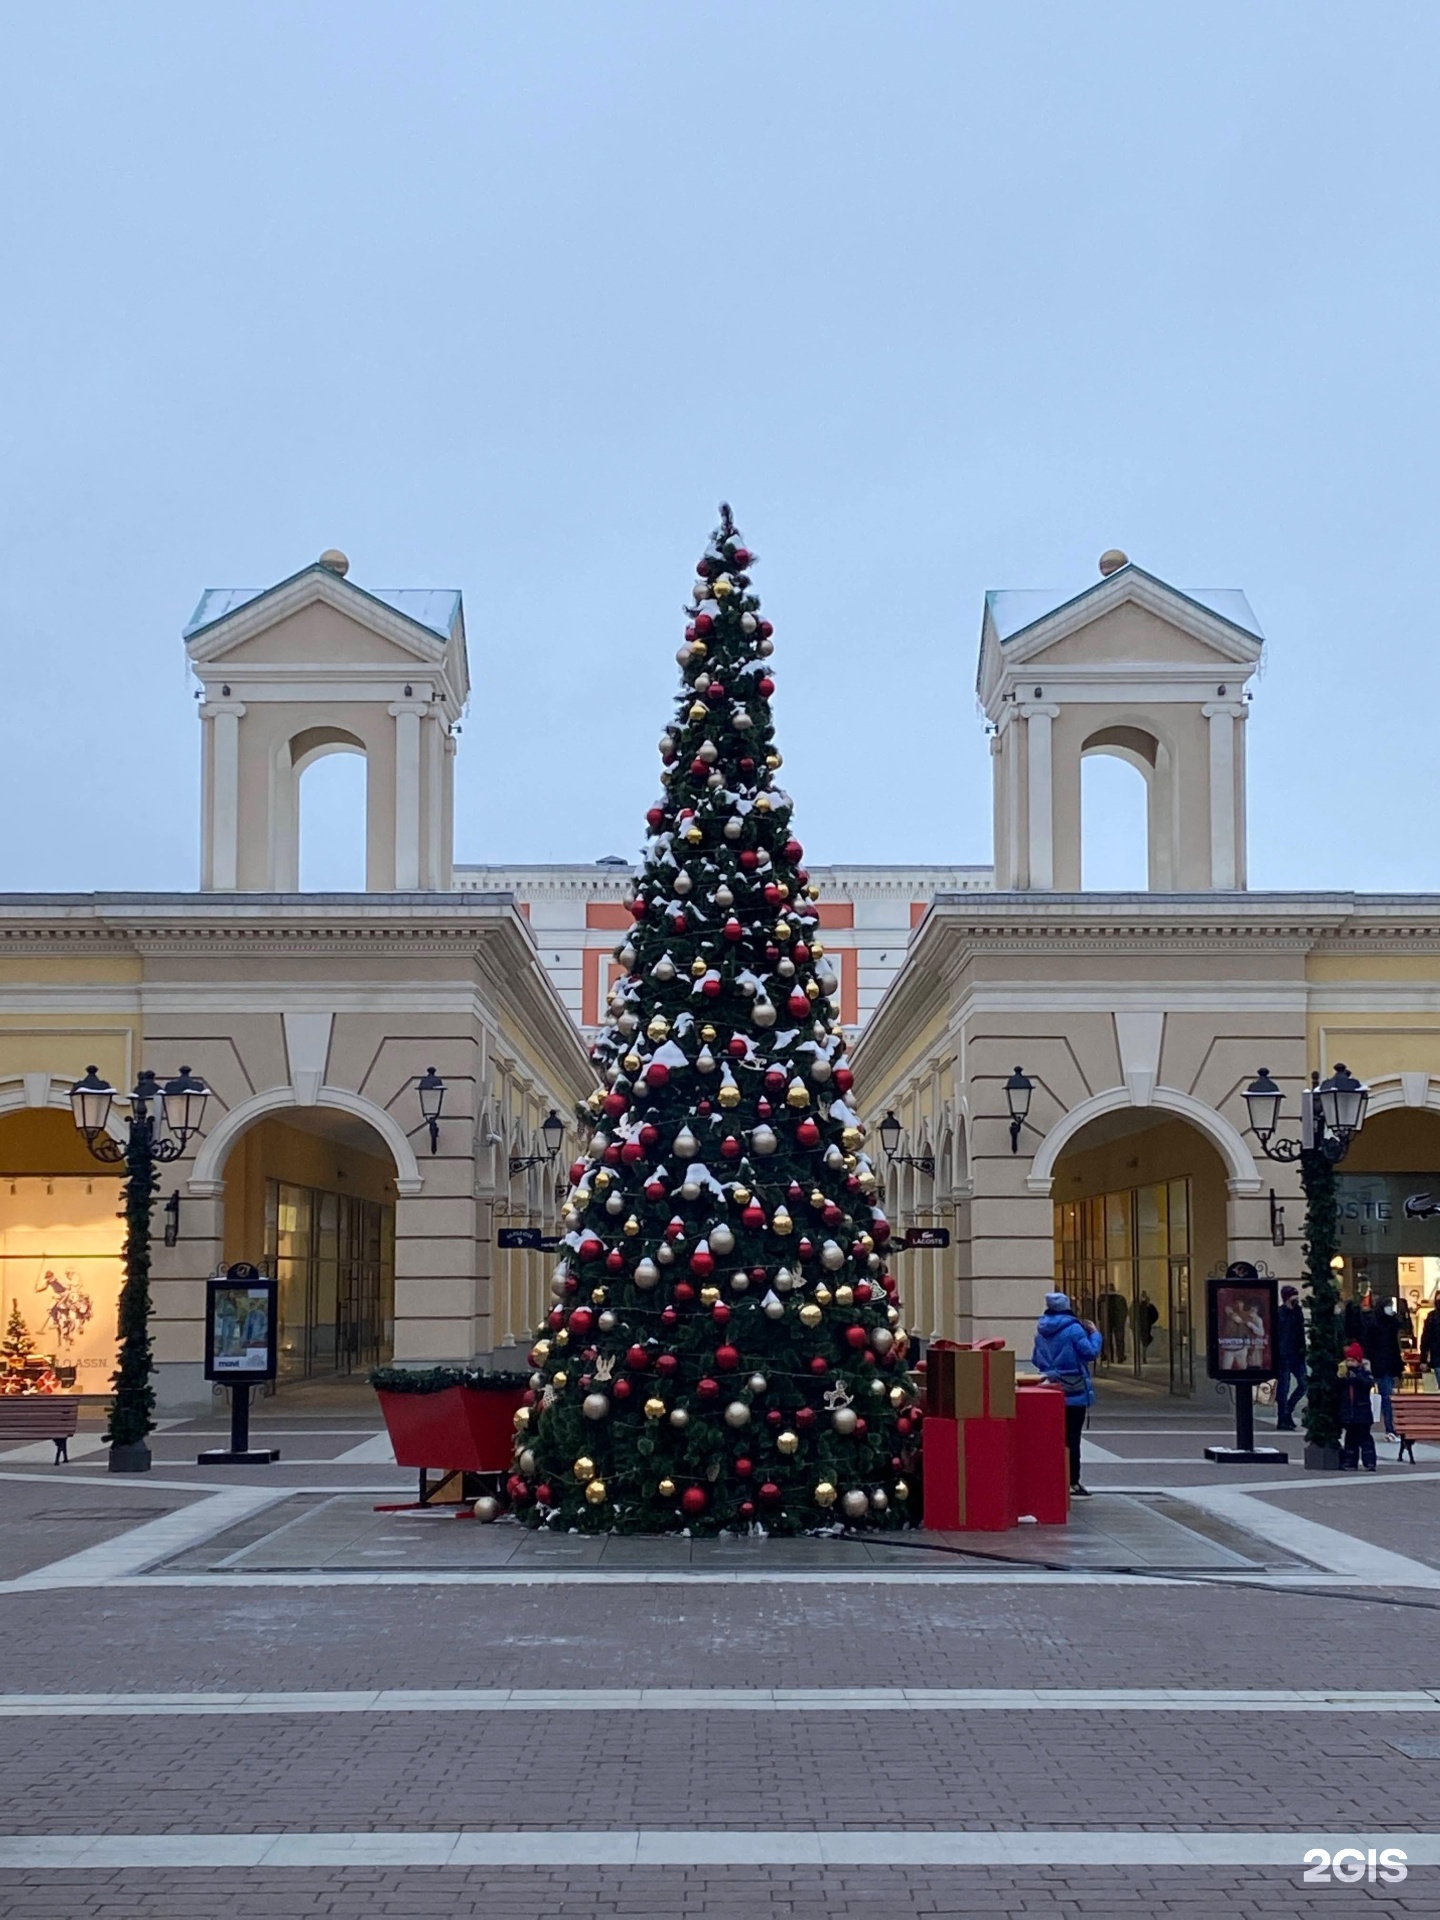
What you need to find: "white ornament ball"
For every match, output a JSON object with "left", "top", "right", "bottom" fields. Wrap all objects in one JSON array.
[
  {"left": 748, "top": 1372, "right": 768, "bottom": 1394},
  {"left": 872, "top": 1326, "right": 894, "bottom": 1355},
  {"left": 681, "top": 1173, "right": 703, "bottom": 1201},
  {"left": 518, "top": 1448, "right": 537, "bottom": 1477},
  {"left": 472, "top": 1495, "right": 503, "bottom": 1523},
  {"left": 657, "top": 1242, "right": 675, "bottom": 1264},
  {"left": 674, "top": 871, "right": 693, "bottom": 895},
  {"left": 810, "top": 1056, "right": 832, "bottom": 1083},
  {"left": 757, "top": 636, "right": 775, "bottom": 657},
  {"left": 724, "top": 818, "right": 743, "bottom": 841},
  {"left": 652, "top": 956, "right": 676, "bottom": 982},
  {"left": 634, "top": 1258, "right": 660, "bottom": 1289},
  {"left": 733, "top": 709, "right": 753, "bottom": 730},
  {"left": 821, "top": 1240, "right": 846, "bottom": 1271},
  {"left": 583, "top": 1393, "right": 610, "bottom": 1421},
  {"left": 777, "top": 958, "right": 795, "bottom": 978},
  {"left": 841, "top": 1489, "right": 869, "bottom": 1520},
  {"left": 741, "top": 612, "right": 757, "bottom": 634},
  {"left": 724, "top": 1400, "right": 751, "bottom": 1428},
  {"left": 751, "top": 1123, "right": 778, "bottom": 1155},
  {"left": 762, "top": 1290, "right": 785, "bottom": 1320},
  {"left": 833, "top": 1406, "right": 859, "bottom": 1436},
  {"left": 870, "top": 1489, "right": 889, "bottom": 1512},
  {"left": 710, "top": 1222, "right": 735, "bottom": 1255},
  {"left": 752, "top": 999, "right": 777, "bottom": 1028},
  {"left": 730, "top": 1270, "right": 750, "bottom": 1292},
  {"left": 673, "top": 1126, "right": 699, "bottom": 1158},
  {"left": 715, "top": 883, "right": 734, "bottom": 908},
  {"left": 598, "top": 1309, "right": 617, "bottom": 1332},
  {"left": 669, "top": 1407, "right": 689, "bottom": 1428}
]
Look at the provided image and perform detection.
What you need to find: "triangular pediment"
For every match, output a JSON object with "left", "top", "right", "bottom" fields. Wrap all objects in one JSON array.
[
  {"left": 184, "top": 564, "right": 469, "bottom": 715},
  {"left": 977, "top": 565, "right": 1262, "bottom": 715}
]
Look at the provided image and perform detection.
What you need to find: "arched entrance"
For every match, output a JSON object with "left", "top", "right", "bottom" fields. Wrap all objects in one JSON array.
[
  {"left": 1050, "top": 1107, "right": 1231, "bottom": 1394},
  {"left": 207, "top": 1104, "right": 401, "bottom": 1380},
  {"left": 0, "top": 1108, "right": 124, "bottom": 1391}
]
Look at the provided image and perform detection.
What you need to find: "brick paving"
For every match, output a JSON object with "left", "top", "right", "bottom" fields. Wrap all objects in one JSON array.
[
  {"left": 0, "top": 1865, "right": 1425, "bottom": 1916},
  {"left": 0, "top": 1392, "right": 1435, "bottom": 1916}
]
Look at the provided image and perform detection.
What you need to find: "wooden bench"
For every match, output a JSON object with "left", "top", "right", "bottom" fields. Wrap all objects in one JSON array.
[
  {"left": 1391, "top": 1397, "right": 1440, "bottom": 1463},
  {"left": 0, "top": 1396, "right": 80, "bottom": 1462}
]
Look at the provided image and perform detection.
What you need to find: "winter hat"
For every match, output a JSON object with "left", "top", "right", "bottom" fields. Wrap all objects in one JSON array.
[
  {"left": 1045, "top": 1291, "right": 1071, "bottom": 1313},
  {"left": 1344, "top": 1341, "right": 1365, "bottom": 1361},
  {"left": 1281, "top": 1285, "right": 1298, "bottom": 1299}
]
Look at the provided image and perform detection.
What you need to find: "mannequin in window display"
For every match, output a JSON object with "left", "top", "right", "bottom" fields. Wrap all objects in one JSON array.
[{"left": 1421, "top": 1295, "right": 1440, "bottom": 1393}]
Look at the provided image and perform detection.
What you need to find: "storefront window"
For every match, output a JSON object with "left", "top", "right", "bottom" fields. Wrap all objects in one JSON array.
[
  {"left": 0, "top": 1176, "right": 124, "bottom": 1386},
  {"left": 263, "top": 1179, "right": 394, "bottom": 1379},
  {"left": 1054, "top": 1178, "right": 1193, "bottom": 1393}
]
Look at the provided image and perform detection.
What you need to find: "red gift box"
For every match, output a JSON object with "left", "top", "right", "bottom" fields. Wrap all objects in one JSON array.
[
  {"left": 921, "top": 1341, "right": 1020, "bottom": 1532},
  {"left": 1015, "top": 1383, "right": 1069, "bottom": 1523}
]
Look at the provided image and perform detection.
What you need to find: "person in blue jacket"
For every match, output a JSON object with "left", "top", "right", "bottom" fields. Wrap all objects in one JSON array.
[{"left": 1032, "top": 1291, "right": 1105, "bottom": 1496}]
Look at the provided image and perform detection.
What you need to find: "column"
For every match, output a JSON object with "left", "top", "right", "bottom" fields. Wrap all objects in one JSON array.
[
  {"left": 1000, "top": 713, "right": 1022, "bottom": 888},
  {"left": 1021, "top": 704, "right": 1059, "bottom": 891},
  {"left": 202, "top": 701, "right": 246, "bottom": 891},
  {"left": 389, "top": 701, "right": 426, "bottom": 890},
  {"left": 1203, "top": 702, "right": 1242, "bottom": 890}
]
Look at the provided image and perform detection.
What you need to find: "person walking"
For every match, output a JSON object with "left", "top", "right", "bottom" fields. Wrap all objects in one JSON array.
[
  {"left": 1421, "top": 1300, "right": 1440, "bottom": 1395},
  {"left": 1032, "top": 1291, "right": 1104, "bottom": 1498},
  {"left": 1362, "top": 1298, "right": 1404, "bottom": 1442},
  {"left": 1275, "top": 1285, "right": 1308, "bottom": 1432},
  {"left": 1337, "top": 1341, "right": 1378, "bottom": 1471}
]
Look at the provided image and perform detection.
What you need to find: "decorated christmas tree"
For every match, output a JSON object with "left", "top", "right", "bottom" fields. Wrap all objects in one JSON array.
[
  {"left": 1, "top": 1301, "right": 35, "bottom": 1370},
  {"left": 511, "top": 507, "right": 918, "bottom": 1533}
]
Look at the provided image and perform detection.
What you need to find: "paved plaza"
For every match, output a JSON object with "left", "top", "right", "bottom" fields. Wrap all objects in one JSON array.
[{"left": 0, "top": 1386, "right": 1437, "bottom": 1916}]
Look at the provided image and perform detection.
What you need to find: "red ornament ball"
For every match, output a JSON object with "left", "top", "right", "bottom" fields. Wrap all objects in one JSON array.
[
  {"left": 693, "top": 612, "right": 714, "bottom": 635},
  {"left": 738, "top": 850, "right": 759, "bottom": 870},
  {"left": 784, "top": 839, "right": 803, "bottom": 863},
  {"left": 833, "top": 1068, "right": 854, "bottom": 1095},
  {"left": 613, "top": 1377, "right": 632, "bottom": 1400},
  {"left": 681, "top": 1487, "right": 708, "bottom": 1517},
  {"left": 690, "top": 1246, "right": 715, "bottom": 1278},
  {"left": 728, "top": 1035, "right": 748, "bottom": 1059},
  {"left": 712, "top": 1301, "right": 731, "bottom": 1325},
  {"left": 845, "top": 1325, "right": 869, "bottom": 1351},
  {"left": 639, "top": 1124, "right": 660, "bottom": 1148},
  {"left": 701, "top": 976, "right": 722, "bottom": 998},
  {"left": 646, "top": 807, "right": 665, "bottom": 831},
  {"left": 738, "top": 1500, "right": 755, "bottom": 1521},
  {"left": 577, "top": 1235, "right": 603, "bottom": 1263},
  {"left": 714, "top": 1344, "right": 740, "bottom": 1371},
  {"left": 602, "top": 1091, "right": 628, "bottom": 1119},
  {"left": 764, "top": 1067, "right": 786, "bottom": 1092},
  {"left": 656, "top": 1353, "right": 679, "bottom": 1377},
  {"left": 758, "top": 1481, "right": 782, "bottom": 1505},
  {"left": 697, "top": 1375, "right": 721, "bottom": 1401},
  {"left": 535, "top": 1483, "right": 552, "bottom": 1505},
  {"left": 626, "top": 1344, "right": 649, "bottom": 1370},
  {"left": 644, "top": 1177, "right": 666, "bottom": 1201},
  {"left": 796, "top": 1118, "right": 820, "bottom": 1148},
  {"left": 757, "top": 676, "right": 775, "bottom": 697},
  {"left": 673, "top": 1281, "right": 696, "bottom": 1304},
  {"left": 721, "top": 1135, "right": 742, "bottom": 1160},
  {"left": 620, "top": 1140, "right": 644, "bottom": 1165},
  {"left": 735, "top": 1456, "right": 753, "bottom": 1477},
  {"left": 809, "top": 1356, "right": 829, "bottom": 1375},
  {"left": 568, "top": 1307, "right": 593, "bottom": 1336},
  {"left": 795, "top": 1406, "right": 816, "bottom": 1431}
]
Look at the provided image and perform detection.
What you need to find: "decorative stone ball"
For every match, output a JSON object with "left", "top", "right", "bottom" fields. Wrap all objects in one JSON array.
[
  {"left": 472, "top": 1495, "right": 502, "bottom": 1523},
  {"left": 841, "top": 1489, "right": 869, "bottom": 1520}
]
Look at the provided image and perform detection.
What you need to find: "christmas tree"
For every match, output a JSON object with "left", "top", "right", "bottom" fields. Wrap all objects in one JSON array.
[
  {"left": 1, "top": 1301, "right": 35, "bottom": 1370},
  {"left": 512, "top": 507, "right": 918, "bottom": 1534}
]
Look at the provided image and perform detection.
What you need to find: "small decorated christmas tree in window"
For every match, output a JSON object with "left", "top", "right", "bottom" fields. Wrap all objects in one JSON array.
[
  {"left": 511, "top": 508, "right": 919, "bottom": 1534},
  {"left": 1, "top": 1301, "right": 36, "bottom": 1371}
]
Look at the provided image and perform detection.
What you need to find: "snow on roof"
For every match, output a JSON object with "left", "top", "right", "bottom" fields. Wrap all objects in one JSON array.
[
  {"left": 184, "top": 577, "right": 462, "bottom": 641},
  {"left": 985, "top": 572, "right": 1262, "bottom": 643}
]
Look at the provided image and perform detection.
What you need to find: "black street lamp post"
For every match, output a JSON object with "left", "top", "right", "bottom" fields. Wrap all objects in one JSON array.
[
  {"left": 1243, "top": 1064, "right": 1368, "bottom": 1468},
  {"left": 69, "top": 1066, "right": 210, "bottom": 1474},
  {"left": 877, "top": 1112, "right": 935, "bottom": 1180}
]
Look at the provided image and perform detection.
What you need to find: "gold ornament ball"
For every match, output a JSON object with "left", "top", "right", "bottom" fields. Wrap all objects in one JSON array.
[
  {"left": 774, "top": 920, "right": 791, "bottom": 941},
  {"left": 658, "top": 1477, "right": 677, "bottom": 1498},
  {"left": 513, "top": 1406, "right": 531, "bottom": 1429},
  {"left": 700, "top": 1285, "right": 720, "bottom": 1305},
  {"left": 776, "top": 1430, "right": 799, "bottom": 1455},
  {"left": 834, "top": 1285, "right": 854, "bottom": 1306},
  {"left": 689, "top": 638, "right": 707, "bottom": 659},
  {"left": 623, "top": 1051, "right": 641, "bottom": 1074},
  {"left": 808, "top": 883, "right": 821, "bottom": 899},
  {"left": 841, "top": 1126, "right": 863, "bottom": 1151},
  {"left": 814, "top": 1481, "right": 837, "bottom": 1507},
  {"left": 690, "top": 957, "right": 708, "bottom": 978},
  {"left": 623, "top": 1215, "right": 640, "bottom": 1237},
  {"left": 812, "top": 941, "right": 825, "bottom": 957},
  {"left": 889, "top": 1385, "right": 907, "bottom": 1407},
  {"left": 858, "top": 1232, "right": 874, "bottom": 1253},
  {"left": 814, "top": 1284, "right": 833, "bottom": 1307},
  {"left": 686, "top": 827, "right": 703, "bottom": 845},
  {"left": 647, "top": 1015, "right": 670, "bottom": 1040},
  {"left": 766, "top": 752, "right": 781, "bottom": 768},
  {"left": 755, "top": 794, "right": 771, "bottom": 813},
  {"left": 701, "top": 1024, "right": 717, "bottom": 1042},
  {"left": 805, "top": 981, "right": 820, "bottom": 1000},
  {"left": 688, "top": 700, "right": 707, "bottom": 721},
  {"left": 584, "top": 1479, "right": 608, "bottom": 1505},
  {"left": 644, "top": 1397, "right": 667, "bottom": 1421},
  {"left": 552, "top": 1365, "right": 568, "bottom": 1382},
  {"left": 594, "top": 1169, "right": 611, "bottom": 1189},
  {"left": 719, "top": 1083, "right": 741, "bottom": 1108},
  {"left": 799, "top": 1302, "right": 822, "bottom": 1329},
  {"left": 591, "top": 1287, "right": 608, "bottom": 1304},
  {"left": 573, "top": 1455, "right": 595, "bottom": 1481},
  {"left": 732, "top": 1185, "right": 752, "bottom": 1205},
  {"left": 894, "top": 1478, "right": 909, "bottom": 1502},
  {"left": 587, "top": 1090, "right": 605, "bottom": 1113},
  {"left": 786, "top": 1083, "right": 809, "bottom": 1108}
]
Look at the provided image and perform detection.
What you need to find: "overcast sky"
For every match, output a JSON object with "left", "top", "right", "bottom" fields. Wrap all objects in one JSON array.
[{"left": 2, "top": 2, "right": 1438, "bottom": 893}]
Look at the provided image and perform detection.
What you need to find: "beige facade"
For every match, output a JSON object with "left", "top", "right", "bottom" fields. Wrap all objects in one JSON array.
[{"left": 0, "top": 557, "right": 593, "bottom": 1413}]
